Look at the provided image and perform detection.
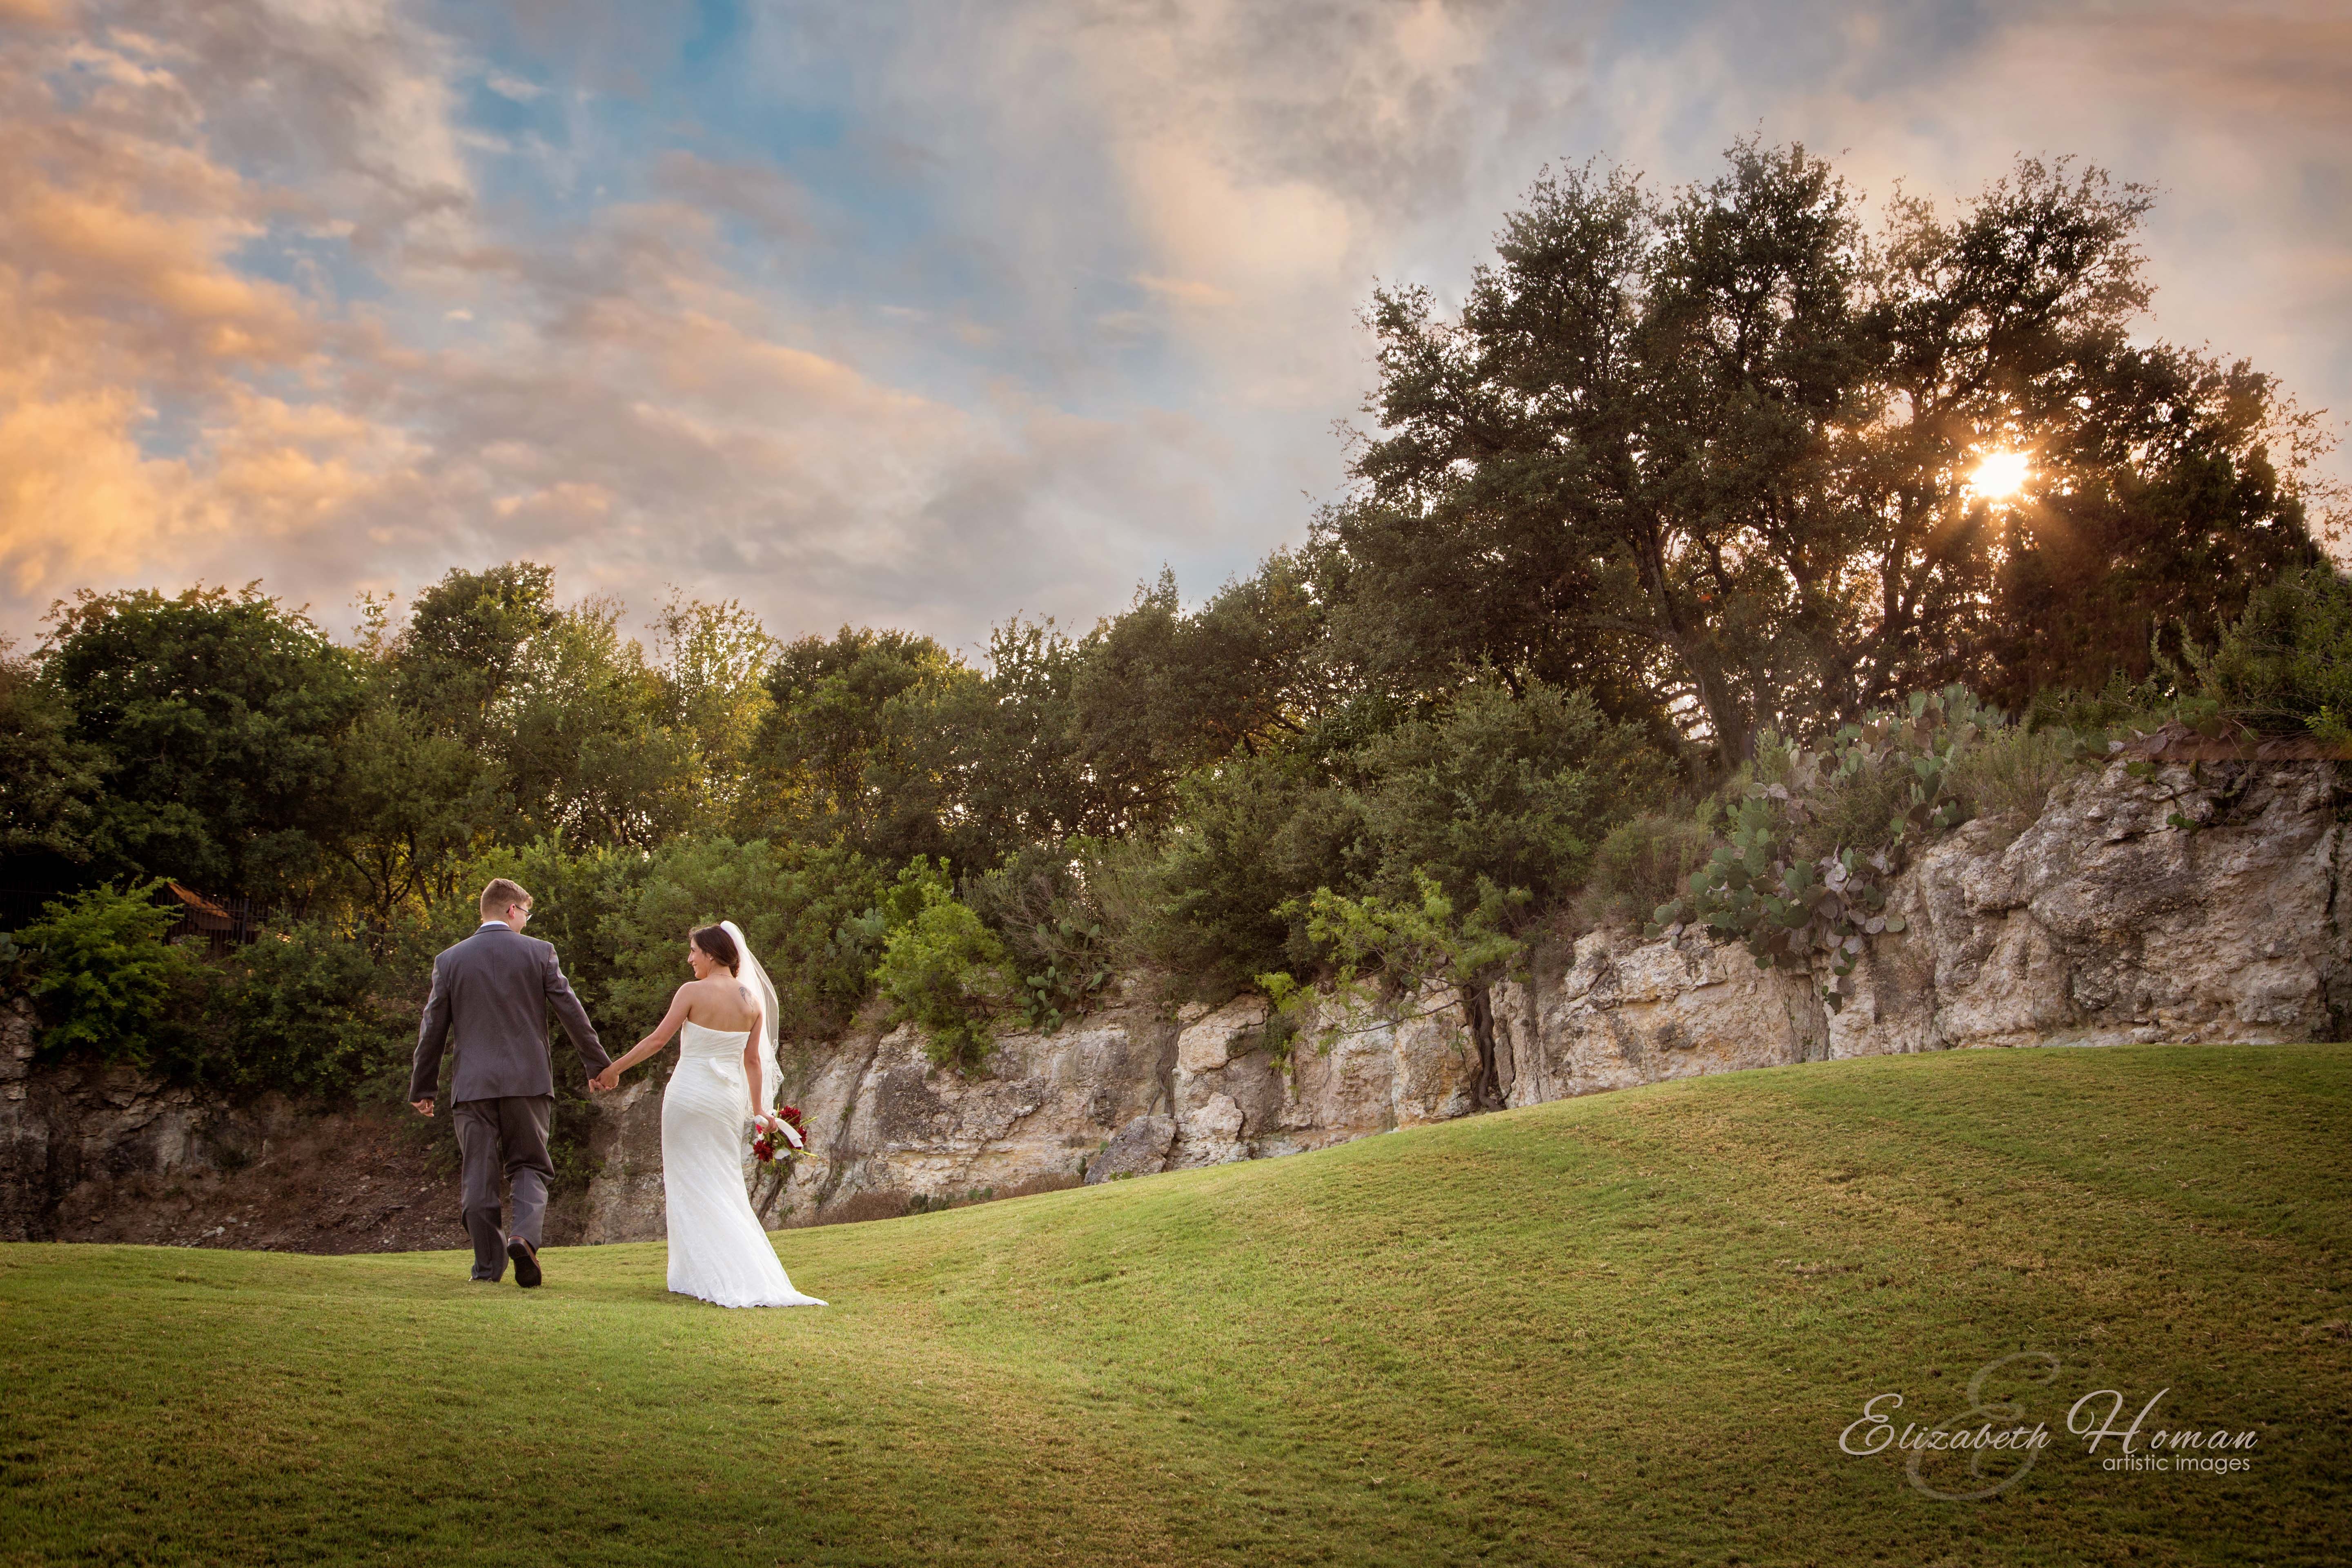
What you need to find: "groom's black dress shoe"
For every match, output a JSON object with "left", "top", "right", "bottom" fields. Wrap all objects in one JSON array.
[{"left": 507, "top": 1236, "right": 542, "bottom": 1289}]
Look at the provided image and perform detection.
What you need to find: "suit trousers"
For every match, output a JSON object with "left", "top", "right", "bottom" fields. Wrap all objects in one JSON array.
[{"left": 453, "top": 1095, "right": 555, "bottom": 1281}]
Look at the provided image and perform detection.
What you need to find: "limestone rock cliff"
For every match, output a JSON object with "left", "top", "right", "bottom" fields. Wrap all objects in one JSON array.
[
  {"left": 1828, "top": 757, "right": 2348, "bottom": 1054},
  {"left": 5, "top": 755, "right": 2342, "bottom": 1248},
  {"left": 580, "top": 754, "right": 2350, "bottom": 1236},
  {"left": 0, "top": 989, "right": 477, "bottom": 1251}
]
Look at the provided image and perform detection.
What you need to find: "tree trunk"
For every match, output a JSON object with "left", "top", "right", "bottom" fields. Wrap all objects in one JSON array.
[
  {"left": 1625, "top": 509, "right": 1752, "bottom": 767},
  {"left": 1461, "top": 981, "right": 1504, "bottom": 1112}
]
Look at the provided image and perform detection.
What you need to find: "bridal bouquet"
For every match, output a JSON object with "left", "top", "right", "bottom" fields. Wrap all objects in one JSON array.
[{"left": 751, "top": 1105, "right": 809, "bottom": 1166}]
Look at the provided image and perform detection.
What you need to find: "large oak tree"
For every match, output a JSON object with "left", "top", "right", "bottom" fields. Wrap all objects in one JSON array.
[{"left": 1325, "top": 142, "right": 2325, "bottom": 764}]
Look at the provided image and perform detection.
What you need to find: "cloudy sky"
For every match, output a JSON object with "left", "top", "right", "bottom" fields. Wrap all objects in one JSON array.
[{"left": 3, "top": 0, "right": 2346, "bottom": 653}]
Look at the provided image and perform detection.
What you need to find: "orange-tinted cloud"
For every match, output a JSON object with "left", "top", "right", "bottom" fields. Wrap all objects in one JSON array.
[{"left": 2, "top": 0, "right": 2342, "bottom": 649}]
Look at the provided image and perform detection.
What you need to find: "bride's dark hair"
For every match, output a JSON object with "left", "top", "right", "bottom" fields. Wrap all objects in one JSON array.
[{"left": 690, "top": 924, "right": 740, "bottom": 975}]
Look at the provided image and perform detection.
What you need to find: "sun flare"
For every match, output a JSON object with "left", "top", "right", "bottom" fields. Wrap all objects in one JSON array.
[{"left": 1969, "top": 450, "right": 2031, "bottom": 500}]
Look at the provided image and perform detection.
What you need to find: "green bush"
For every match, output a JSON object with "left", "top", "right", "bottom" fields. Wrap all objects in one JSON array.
[
  {"left": 1355, "top": 679, "right": 1672, "bottom": 913},
  {"left": 1944, "top": 723, "right": 2080, "bottom": 822},
  {"left": 600, "top": 836, "right": 889, "bottom": 1047},
  {"left": 966, "top": 843, "right": 1116, "bottom": 1032},
  {"left": 1655, "top": 688, "right": 1982, "bottom": 1009},
  {"left": 439, "top": 837, "right": 644, "bottom": 1019},
  {"left": 873, "top": 877, "right": 1010, "bottom": 1071},
  {"left": 2024, "top": 670, "right": 2219, "bottom": 751},
  {"left": 1139, "top": 751, "right": 1369, "bottom": 989},
  {"left": 13, "top": 882, "right": 191, "bottom": 1065},
  {"left": 1581, "top": 812, "right": 1715, "bottom": 928},
  {"left": 1766, "top": 688, "right": 1998, "bottom": 862},
  {"left": 10, "top": 884, "right": 423, "bottom": 1096},
  {"left": 2185, "top": 565, "right": 2352, "bottom": 740},
  {"left": 1295, "top": 872, "right": 1521, "bottom": 998},
  {"left": 220, "top": 921, "right": 405, "bottom": 1096}
]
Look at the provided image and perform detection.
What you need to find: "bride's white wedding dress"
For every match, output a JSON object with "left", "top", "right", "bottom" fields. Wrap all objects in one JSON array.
[{"left": 660, "top": 923, "right": 824, "bottom": 1309}]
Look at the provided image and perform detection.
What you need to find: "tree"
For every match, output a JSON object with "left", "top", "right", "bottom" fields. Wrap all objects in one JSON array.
[
  {"left": 651, "top": 593, "right": 778, "bottom": 825},
  {"left": 753, "top": 627, "right": 976, "bottom": 867},
  {"left": 1069, "top": 554, "right": 1328, "bottom": 829},
  {"left": 1333, "top": 143, "right": 2325, "bottom": 768},
  {"left": 1337, "top": 681, "right": 1668, "bottom": 1105},
  {"left": 388, "top": 565, "right": 699, "bottom": 851},
  {"left": 951, "top": 616, "right": 1105, "bottom": 856},
  {"left": 0, "top": 638, "right": 99, "bottom": 876},
  {"left": 497, "top": 599, "right": 697, "bottom": 847},
  {"left": 1975, "top": 355, "right": 2325, "bottom": 708},
  {"left": 1354, "top": 679, "right": 1669, "bottom": 913},
  {"left": 42, "top": 586, "right": 365, "bottom": 902},
  {"left": 1140, "top": 750, "right": 1370, "bottom": 987},
  {"left": 330, "top": 699, "right": 500, "bottom": 922},
  {"left": 390, "top": 563, "right": 561, "bottom": 753}
]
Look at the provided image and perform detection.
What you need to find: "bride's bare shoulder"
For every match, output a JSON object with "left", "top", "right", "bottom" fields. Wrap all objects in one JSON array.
[{"left": 679, "top": 973, "right": 757, "bottom": 1029}]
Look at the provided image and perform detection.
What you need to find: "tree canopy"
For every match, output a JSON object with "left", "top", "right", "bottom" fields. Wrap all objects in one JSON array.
[
  {"left": 2, "top": 141, "right": 2340, "bottom": 1085},
  {"left": 1324, "top": 145, "right": 2323, "bottom": 760}
]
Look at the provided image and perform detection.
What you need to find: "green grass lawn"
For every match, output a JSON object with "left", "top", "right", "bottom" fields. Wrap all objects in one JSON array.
[{"left": 4, "top": 1044, "right": 2348, "bottom": 1567}]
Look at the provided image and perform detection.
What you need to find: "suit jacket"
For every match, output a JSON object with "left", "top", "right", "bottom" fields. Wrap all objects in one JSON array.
[{"left": 409, "top": 922, "right": 610, "bottom": 1103}]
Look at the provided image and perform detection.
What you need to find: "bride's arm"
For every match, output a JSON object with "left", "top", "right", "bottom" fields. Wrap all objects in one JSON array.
[
  {"left": 741, "top": 996, "right": 766, "bottom": 1125},
  {"left": 592, "top": 987, "right": 691, "bottom": 1088}
]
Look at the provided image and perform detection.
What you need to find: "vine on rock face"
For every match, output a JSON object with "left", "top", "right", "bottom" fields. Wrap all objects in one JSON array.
[{"left": 1651, "top": 688, "right": 1985, "bottom": 1011}]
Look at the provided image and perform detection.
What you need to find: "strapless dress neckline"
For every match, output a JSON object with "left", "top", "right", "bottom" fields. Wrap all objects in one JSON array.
[{"left": 679, "top": 1019, "right": 752, "bottom": 1058}]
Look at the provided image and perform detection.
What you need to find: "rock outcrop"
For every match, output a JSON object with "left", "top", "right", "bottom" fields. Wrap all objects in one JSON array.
[
  {"left": 5, "top": 756, "right": 2343, "bottom": 1247},
  {"left": 1828, "top": 759, "right": 2349, "bottom": 1054},
  {"left": 0, "top": 991, "right": 481, "bottom": 1251},
  {"left": 575, "top": 754, "right": 2347, "bottom": 1234}
]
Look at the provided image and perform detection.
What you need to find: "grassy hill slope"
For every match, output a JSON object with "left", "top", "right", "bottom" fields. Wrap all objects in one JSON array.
[{"left": 4, "top": 1044, "right": 2348, "bottom": 1567}]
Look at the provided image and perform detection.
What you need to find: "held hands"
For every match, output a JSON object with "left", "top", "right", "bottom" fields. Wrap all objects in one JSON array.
[
  {"left": 588, "top": 1066, "right": 620, "bottom": 1093},
  {"left": 410, "top": 1098, "right": 435, "bottom": 1118}
]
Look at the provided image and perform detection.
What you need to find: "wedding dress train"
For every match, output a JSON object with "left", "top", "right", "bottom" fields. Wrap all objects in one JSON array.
[{"left": 662, "top": 1017, "right": 825, "bottom": 1308}]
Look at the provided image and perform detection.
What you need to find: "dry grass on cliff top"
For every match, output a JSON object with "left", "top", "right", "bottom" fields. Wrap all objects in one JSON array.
[{"left": 4, "top": 1043, "right": 2349, "bottom": 1568}]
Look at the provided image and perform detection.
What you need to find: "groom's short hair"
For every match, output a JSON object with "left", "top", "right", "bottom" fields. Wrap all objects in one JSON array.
[{"left": 480, "top": 878, "right": 532, "bottom": 918}]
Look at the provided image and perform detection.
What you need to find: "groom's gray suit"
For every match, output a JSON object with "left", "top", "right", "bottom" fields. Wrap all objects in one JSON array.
[{"left": 410, "top": 922, "right": 610, "bottom": 1281}]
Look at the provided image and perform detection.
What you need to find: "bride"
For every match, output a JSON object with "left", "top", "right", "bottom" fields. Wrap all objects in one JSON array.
[{"left": 591, "top": 922, "right": 825, "bottom": 1308}]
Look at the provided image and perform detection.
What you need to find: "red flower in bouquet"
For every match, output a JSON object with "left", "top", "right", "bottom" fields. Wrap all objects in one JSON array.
[{"left": 750, "top": 1105, "right": 811, "bottom": 1166}]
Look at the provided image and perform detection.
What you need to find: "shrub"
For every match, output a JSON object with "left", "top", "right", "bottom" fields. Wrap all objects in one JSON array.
[
  {"left": 1295, "top": 871, "right": 1521, "bottom": 996},
  {"left": 220, "top": 921, "right": 405, "bottom": 1097},
  {"left": 1654, "top": 688, "right": 1982, "bottom": 1009},
  {"left": 966, "top": 843, "right": 1115, "bottom": 1032},
  {"left": 1355, "top": 680, "right": 1673, "bottom": 913},
  {"left": 2025, "top": 670, "right": 2219, "bottom": 749},
  {"left": 2185, "top": 564, "right": 2352, "bottom": 740},
  {"left": 1944, "top": 723, "right": 2080, "bottom": 822},
  {"left": 1138, "top": 751, "right": 1368, "bottom": 988},
  {"left": 13, "top": 881, "right": 190, "bottom": 1064},
  {"left": 600, "top": 835, "right": 889, "bottom": 1045},
  {"left": 440, "top": 837, "right": 644, "bottom": 1022},
  {"left": 873, "top": 878, "right": 1010, "bottom": 1071},
  {"left": 1770, "top": 688, "right": 1998, "bottom": 862},
  {"left": 1581, "top": 812, "right": 1715, "bottom": 928},
  {"left": 1259, "top": 872, "right": 1525, "bottom": 1063}
]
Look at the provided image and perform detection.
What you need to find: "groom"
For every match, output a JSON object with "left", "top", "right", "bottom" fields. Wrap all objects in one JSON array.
[{"left": 410, "top": 878, "right": 611, "bottom": 1288}]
